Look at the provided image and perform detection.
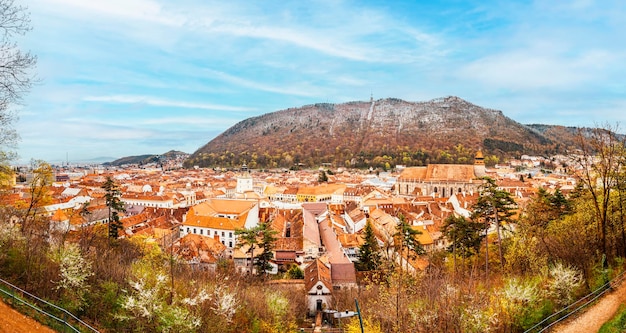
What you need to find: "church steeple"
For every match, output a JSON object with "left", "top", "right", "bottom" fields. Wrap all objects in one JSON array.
[{"left": 474, "top": 150, "right": 486, "bottom": 177}]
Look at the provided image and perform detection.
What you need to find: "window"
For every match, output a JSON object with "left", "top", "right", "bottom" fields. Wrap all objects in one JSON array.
[
  {"left": 186, "top": 228, "right": 190, "bottom": 233},
  {"left": 229, "top": 241, "right": 232, "bottom": 247},
  {"left": 200, "top": 229, "right": 203, "bottom": 235},
  {"left": 193, "top": 228, "right": 197, "bottom": 234},
  {"left": 229, "top": 232, "right": 233, "bottom": 238},
  {"left": 222, "top": 231, "right": 225, "bottom": 237}
]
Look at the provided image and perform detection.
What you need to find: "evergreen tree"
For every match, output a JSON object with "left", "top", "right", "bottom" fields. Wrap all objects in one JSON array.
[
  {"left": 102, "top": 176, "right": 125, "bottom": 240},
  {"left": 235, "top": 222, "right": 278, "bottom": 276},
  {"left": 442, "top": 215, "right": 484, "bottom": 275},
  {"left": 318, "top": 170, "right": 328, "bottom": 183},
  {"left": 442, "top": 215, "right": 484, "bottom": 257},
  {"left": 471, "top": 177, "right": 516, "bottom": 274},
  {"left": 394, "top": 214, "right": 425, "bottom": 271},
  {"left": 356, "top": 220, "right": 381, "bottom": 271},
  {"left": 256, "top": 222, "right": 278, "bottom": 276}
]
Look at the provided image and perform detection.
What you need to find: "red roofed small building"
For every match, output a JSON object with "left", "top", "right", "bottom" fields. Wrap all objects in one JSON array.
[{"left": 304, "top": 259, "right": 333, "bottom": 315}]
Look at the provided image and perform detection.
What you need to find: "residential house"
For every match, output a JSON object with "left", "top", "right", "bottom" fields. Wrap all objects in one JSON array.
[
  {"left": 180, "top": 198, "right": 259, "bottom": 252},
  {"left": 121, "top": 193, "right": 174, "bottom": 208},
  {"left": 302, "top": 203, "right": 327, "bottom": 261},
  {"left": 174, "top": 234, "right": 228, "bottom": 272},
  {"left": 304, "top": 259, "right": 333, "bottom": 316}
]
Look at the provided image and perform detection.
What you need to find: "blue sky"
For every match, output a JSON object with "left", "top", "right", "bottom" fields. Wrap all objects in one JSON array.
[{"left": 14, "top": 0, "right": 626, "bottom": 163}]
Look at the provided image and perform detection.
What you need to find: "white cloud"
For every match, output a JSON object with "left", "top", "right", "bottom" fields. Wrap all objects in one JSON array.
[
  {"left": 459, "top": 48, "right": 615, "bottom": 90},
  {"left": 83, "top": 95, "right": 255, "bottom": 112}
]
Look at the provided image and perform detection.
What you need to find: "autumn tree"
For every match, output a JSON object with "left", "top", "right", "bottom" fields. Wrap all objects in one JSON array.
[
  {"left": 356, "top": 220, "right": 382, "bottom": 271},
  {"left": 18, "top": 160, "right": 52, "bottom": 289},
  {"left": 521, "top": 188, "right": 571, "bottom": 262},
  {"left": 574, "top": 124, "right": 625, "bottom": 263},
  {"left": 21, "top": 159, "right": 52, "bottom": 233},
  {"left": 102, "top": 176, "right": 125, "bottom": 240},
  {"left": 0, "top": 0, "right": 37, "bottom": 173}
]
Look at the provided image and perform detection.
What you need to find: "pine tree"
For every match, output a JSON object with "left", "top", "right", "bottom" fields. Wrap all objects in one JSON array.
[
  {"left": 256, "top": 222, "right": 278, "bottom": 276},
  {"left": 442, "top": 215, "right": 484, "bottom": 275},
  {"left": 394, "top": 214, "right": 425, "bottom": 271},
  {"left": 471, "top": 177, "right": 516, "bottom": 276},
  {"left": 235, "top": 222, "right": 278, "bottom": 276},
  {"left": 356, "top": 220, "right": 381, "bottom": 271},
  {"left": 102, "top": 176, "right": 125, "bottom": 240}
]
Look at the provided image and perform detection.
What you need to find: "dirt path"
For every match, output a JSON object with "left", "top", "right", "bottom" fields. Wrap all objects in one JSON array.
[
  {"left": 552, "top": 281, "right": 626, "bottom": 333},
  {"left": 0, "top": 298, "right": 56, "bottom": 333}
]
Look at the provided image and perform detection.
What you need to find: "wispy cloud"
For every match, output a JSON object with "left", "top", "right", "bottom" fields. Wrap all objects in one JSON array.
[
  {"left": 202, "top": 69, "right": 322, "bottom": 97},
  {"left": 83, "top": 95, "right": 255, "bottom": 112}
]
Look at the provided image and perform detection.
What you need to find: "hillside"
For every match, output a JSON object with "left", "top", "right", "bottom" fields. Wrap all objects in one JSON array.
[
  {"left": 185, "top": 96, "right": 577, "bottom": 169},
  {"left": 104, "top": 150, "right": 189, "bottom": 167}
]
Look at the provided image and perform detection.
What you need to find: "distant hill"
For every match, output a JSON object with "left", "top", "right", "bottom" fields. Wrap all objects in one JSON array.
[
  {"left": 184, "top": 96, "right": 581, "bottom": 169},
  {"left": 104, "top": 150, "right": 188, "bottom": 167}
]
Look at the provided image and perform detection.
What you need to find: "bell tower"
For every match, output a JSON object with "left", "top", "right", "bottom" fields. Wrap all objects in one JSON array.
[{"left": 474, "top": 150, "right": 486, "bottom": 178}]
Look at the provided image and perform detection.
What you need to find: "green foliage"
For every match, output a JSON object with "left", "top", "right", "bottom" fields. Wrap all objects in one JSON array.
[
  {"left": 285, "top": 264, "right": 304, "bottom": 279},
  {"left": 395, "top": 214, "right": 425, "bottom": 258},
  {"left": 472, "top": 177, "right": 517, "bottom": 268},
  {"left": 599, "top": 305, "right": 626, "bottom": 333}
]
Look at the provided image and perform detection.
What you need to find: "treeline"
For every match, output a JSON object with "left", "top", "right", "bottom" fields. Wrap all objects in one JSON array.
[{"left": 184, "top": 144, "right": 501, "bottom": 170}]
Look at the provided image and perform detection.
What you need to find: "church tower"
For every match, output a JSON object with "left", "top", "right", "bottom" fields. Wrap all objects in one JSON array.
[{"left": 474, "top": 150, "right": 486, "bottom": 178}]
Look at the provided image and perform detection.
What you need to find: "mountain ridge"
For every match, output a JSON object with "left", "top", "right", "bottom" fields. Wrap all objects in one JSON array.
[
  {"left": 184, "top": 96, "right": 579, "bottom": 169},
  {"left": 104, "top": 150, "right": 188, "bottom": 167}
]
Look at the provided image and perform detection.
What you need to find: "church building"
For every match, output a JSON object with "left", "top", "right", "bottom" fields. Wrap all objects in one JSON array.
[{"left": 396, "top": 151, "right": 486, "bottom": 198}]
